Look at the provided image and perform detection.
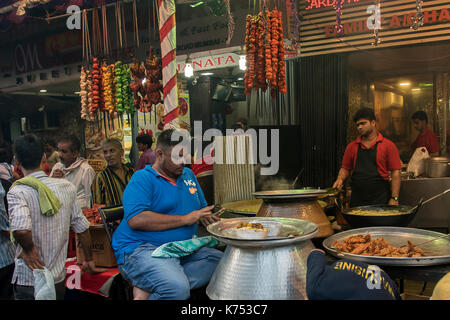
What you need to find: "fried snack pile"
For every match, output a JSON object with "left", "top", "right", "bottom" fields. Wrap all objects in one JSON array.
[
  {"left": 236, "top": 222, "right": 265, "bottom": 230},
  {"left": 333, "top": 234, "right": 426, "bottom": 257}
]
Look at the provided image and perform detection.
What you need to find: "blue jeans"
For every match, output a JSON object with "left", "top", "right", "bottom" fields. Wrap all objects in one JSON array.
[{"left": 118, "top": 243, "right": 223, "bottom": 300}]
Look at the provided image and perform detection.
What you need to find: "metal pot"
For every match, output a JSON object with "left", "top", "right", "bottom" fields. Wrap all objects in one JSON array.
[
  {"left": 425, "top": 156, "right": 450, "bottom": 178},
  {"left": 206, "top": 218, "right": 318, "bottom": 300}
]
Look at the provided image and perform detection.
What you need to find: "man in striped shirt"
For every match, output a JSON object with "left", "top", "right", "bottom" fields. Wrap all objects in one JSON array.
[
  {"left": 0, "top": 183, "right": 15, "bottom": 299},
  {"left": 91, "top": 138, "right": 134, "bottom": 207},
  {"left": 7, "top": 134, "right": 101, "bottom": 300}
]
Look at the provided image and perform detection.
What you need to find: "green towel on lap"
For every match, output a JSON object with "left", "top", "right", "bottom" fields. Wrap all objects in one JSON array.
[
  {"left": 12, "top": 176, "right": 62, "bottom": 216},
  {"left": 152, "top": 236, "right": 219, "bottom": 258}
]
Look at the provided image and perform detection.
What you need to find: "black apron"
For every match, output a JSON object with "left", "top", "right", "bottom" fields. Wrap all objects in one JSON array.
[{"left": 350, "top": 143, "right": 390, "bottom": 207}]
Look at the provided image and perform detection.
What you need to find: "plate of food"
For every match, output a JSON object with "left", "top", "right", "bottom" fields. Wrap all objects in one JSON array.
[
  {"left": 323, "top": 227, "right": 450, "bottom": 266},
  {"left": 206, "top": 217, "right": 317, "bottom": 241}
]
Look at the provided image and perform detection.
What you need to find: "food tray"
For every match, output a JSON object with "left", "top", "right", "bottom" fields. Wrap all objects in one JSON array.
[
  {"left": 323, "top": 227, "right": 450, "bottom": 266},
  {"left": 207, "top": 217, "right": 317, "bottom": 242}
]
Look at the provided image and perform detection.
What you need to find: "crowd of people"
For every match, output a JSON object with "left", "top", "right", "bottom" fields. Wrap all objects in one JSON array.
[
  {"left": 0, "top": 115, "right": 448, "bottom": 301},
  {"left": 0, "top": 129, "right": 223, "bottom": 301}
]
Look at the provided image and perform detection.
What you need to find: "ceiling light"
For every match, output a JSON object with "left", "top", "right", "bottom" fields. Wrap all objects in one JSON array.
[
  {"left": 239, "top": 55, "right": 246, "bottom": 71},
  {"left": 237, "top": 77, "right": 243, "bottom": 81},
  {"left": 239, "top": 46, "right": 246, "bottom": 71},
  {"left": 399, "top": 82, "right": 410, "bottom": 86},
  {"left": 411, "top": 88, "right": 420, "bottom": 92},
  {"left": 184, "top": 55, "right": 193, "bottom": 78},
  {"left": 74, "top": 91, "right": 80, "bottom": 94},
  {"left": 201, "top": 72, "right": 213, "bottom": 76},
  {"left": 190, "top": 1, "right": 204, "bottom": 7},
  {"left": 40, "top": 89, "right": 47, "bottom": 93}
]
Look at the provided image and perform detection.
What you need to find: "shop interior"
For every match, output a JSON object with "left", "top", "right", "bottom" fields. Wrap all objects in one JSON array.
[{"left": 348, "top": 41, "right": 450, "bottom": 162}]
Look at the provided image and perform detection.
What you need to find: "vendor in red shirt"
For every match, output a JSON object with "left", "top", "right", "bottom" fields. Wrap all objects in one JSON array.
[
  {"left": 332, "top": 108, "right": 402, "bottom": 207},
  {"left": 411, "top": 111, "right": 439, "bottom": 156}
]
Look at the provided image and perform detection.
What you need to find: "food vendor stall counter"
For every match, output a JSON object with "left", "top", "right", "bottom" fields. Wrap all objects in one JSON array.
[{"left": 399, "top": 177, "right": 450, "bottom": 232}]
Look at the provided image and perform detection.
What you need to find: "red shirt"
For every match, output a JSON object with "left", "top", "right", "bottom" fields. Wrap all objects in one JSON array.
[
  {"left": 341, "top": 133, "right": 402, "bottom": 181},
  {"left": 411, "top": 127, "right": 439, "bottom": 154}
]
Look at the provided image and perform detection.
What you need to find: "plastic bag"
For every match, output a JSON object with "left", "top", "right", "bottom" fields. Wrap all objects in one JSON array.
[
  {"left": 407, "top": 147, "right": 429, "bottom": 177},
  {"left": 33, "top": 267, "right": 56, "bottom": 300}
]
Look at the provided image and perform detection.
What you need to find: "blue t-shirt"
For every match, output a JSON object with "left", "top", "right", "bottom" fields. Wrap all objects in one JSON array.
[{"left": 112, "top": 166, "right": 208, "bottom": 265}]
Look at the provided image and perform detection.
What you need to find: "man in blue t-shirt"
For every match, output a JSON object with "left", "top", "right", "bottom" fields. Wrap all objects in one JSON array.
[{"left": 112, "top": 129, "right": 223, "bottom": 300}]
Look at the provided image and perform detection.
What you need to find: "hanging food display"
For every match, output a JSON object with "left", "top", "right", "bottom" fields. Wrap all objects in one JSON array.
[
  {"left": 129, "top": 47, "right": 163, "bottom": 118},
  {"left": 143, "top": 47, "right": 163, "bottom": 109},
  {"left": 130, "top": 58, "right": 146, "bottom": 111},
  {"left": 80, "top": 66, "right": 90, "bottom": 120},
  {"left": 102, "top": 61, "right": 116, "bottom": 115},
  {"left": 114, "top": 61, "right": 134, "bottom": 116},
  {"left": 244, "top": 8, "right": 287, "bottom": 98},
  {"left": 90, "top": 57, "right": 102, "bottom": 117}
]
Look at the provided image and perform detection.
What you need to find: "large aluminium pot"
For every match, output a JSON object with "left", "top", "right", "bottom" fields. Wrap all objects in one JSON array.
[
  {"left": 206, "top": 218, "right": 318, "bottom": 300},
  {"left": 425, "top": 156, "right": 450, "bottom": 178}
]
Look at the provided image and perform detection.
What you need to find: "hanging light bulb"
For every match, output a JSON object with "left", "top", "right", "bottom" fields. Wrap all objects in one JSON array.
[
  {"left": 184, "top": 55, "right": 193, "bottom": 78},
  {"left": 239, "top": 47, "right": 246, "bottom": 71}
]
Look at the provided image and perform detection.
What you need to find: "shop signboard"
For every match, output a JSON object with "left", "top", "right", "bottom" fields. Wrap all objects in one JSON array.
[{"left": 299, "top": 0, "right": 450, "bottom": 56}]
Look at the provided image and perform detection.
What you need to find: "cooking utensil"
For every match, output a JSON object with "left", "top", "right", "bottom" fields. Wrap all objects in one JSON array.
[
  {"left": 291, "top": 168, "right": 304, "bottom": 188},
  {"left": 206, "top": 218, "right": 318, "bottom": 300},
  {"left": 413, "top": 233, "right": 450, "bottom": 247},
  {"left": 323, "top": 227, "right": 450, "bottom": 266},
  {"left": 342, "top": 189, "right": 449, "bottom": 228},
  {"left": 425, "top": 156, "right": 450, "bottom": 178}
]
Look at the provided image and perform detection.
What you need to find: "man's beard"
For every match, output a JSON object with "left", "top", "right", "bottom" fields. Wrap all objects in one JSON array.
[{"left": 360, "top": 128, "right": 373, "bottom": 138}]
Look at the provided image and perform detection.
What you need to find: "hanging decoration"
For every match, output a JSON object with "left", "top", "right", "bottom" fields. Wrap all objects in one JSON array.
[
  {"left": 114, "top": 61, "right": 134, "bottom": 118},
  {"left": 102, "top": 61, "right": 116, "bottom": 115},
  {"left": 244, "top": 7, "right": 286, "bottom": 98},
  {"left": 158, "top": 0, "right": 179, "bottom": 129},
  {"left": 13, "top": 0, "right": 51, "bottom": 16},
  {"left": 411, "top": 0, "right": 424, "bottom": 30},
  {"left": 225, "top": 0, "right": 235, "bottom": 45},
  {"left": 291, "top": 0, "right": 300, "bottom": 45},
  {"left": 334, "top": 0, "right": 344, "bottom": 35},
  {"left": 367, "top": 0, "right": 381, "bottom": 46},
  {"left": 130, "top": 47, "right": 163, "bottom": 118},
  {"left": 80, "top": 66, "right": 90, "bottom": 120}
]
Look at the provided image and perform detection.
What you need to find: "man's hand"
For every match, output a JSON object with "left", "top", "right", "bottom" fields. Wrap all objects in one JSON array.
[
  {"left": 332, "top": 179, "right": 344, "bottom": 190},
  {"left": 388, "top": 199, "right": 399, "bottom": 206},
  {"left": 52, "top": 169, "right": 64, "bottom": 178},
  {"left": 199, "top": 214, "right": 220, "bottom": 228},
  {"left": 183, "top": 205, "right": 215, "bottom": 226},
  {"left": 19, "top": 247, "right": 45, "bottom": 270},
  {"left": 81, "top": 260, "right": 107, "bottom": 275}
]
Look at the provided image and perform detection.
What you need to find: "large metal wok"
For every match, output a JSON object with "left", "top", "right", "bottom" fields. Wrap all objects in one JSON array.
[{"left": 338, "top": 188, "right": 450, "bottom": 228}]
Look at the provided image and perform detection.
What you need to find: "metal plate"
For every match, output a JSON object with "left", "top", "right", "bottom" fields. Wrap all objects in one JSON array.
[
  {"left": 323, "top": 227, "right": 450, "bottom": 266},
  {"left": 254, "top": 189, "right": 327, "bottom": 196},
  {"left": 221, "top": 199, "right": 262, "bottom": 216},
  {"left": 253, "top": 189, "right": 328, "bottom": 200},
  {"left": 207, "top": 217, "right": 318, "bottom": 244}
]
